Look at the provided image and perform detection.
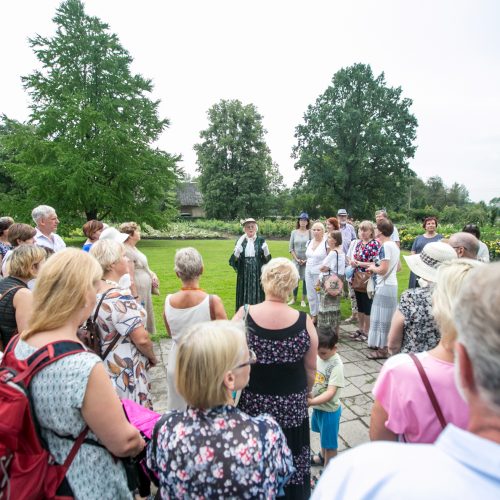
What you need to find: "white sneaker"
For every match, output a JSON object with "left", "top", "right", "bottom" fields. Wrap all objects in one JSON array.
[
  {"left": 288, "top": 299, "right": 295, "bottom": 305},
  {"left": 301, "top": 300, "right": 307, "bottom": 307}
]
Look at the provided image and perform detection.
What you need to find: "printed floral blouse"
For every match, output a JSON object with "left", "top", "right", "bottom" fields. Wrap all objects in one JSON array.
[
  {"left": 95, "top": 289, "right": 152, "bottom": 409},
  {"left": 147, "top": 405, "right": 295, "bottom": 499},
  {"left": 353, "top": 239, "right": 381, "bottom": 272}
]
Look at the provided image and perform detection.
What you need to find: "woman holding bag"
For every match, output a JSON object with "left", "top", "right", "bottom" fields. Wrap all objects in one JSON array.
[
  {"left": 348, "top": 221, "right": 380, "bottom": 342},
  {"left": 317, "top": 231, "right": 345, "bottom": 333}
]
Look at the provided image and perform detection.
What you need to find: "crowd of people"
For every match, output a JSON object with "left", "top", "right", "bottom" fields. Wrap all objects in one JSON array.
[{"left": 0, "top": 205, "right": 498, "bottom": 499}]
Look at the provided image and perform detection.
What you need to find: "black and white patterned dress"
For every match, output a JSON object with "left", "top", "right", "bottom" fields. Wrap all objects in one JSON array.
[
  {"left": 399, "top": 286, "right": 440, "bottom": 353},
  {"left": 238, "top": 311, "right": 311, "bottom": 499}
]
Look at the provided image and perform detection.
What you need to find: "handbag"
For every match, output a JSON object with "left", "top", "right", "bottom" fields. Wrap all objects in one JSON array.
[
  {"left": 351, "top": 270, "right": 370, "bottom": 292},
  {"left": 320, "top": 251, "right": 343, "bottom": 297},
  {"left": 366, "top": 276, "right": 376, "bottom": 299},
  {"left": 77, "top": 288, "right": 120, "bottom": 358}
]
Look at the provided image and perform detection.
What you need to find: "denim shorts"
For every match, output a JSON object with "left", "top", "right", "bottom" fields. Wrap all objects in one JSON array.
[{"left": 311, "top": 406, "right": 342, "bottom": 450}]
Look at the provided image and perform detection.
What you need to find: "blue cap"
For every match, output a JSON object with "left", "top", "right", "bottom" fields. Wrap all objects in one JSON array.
[{"left": 298, "top": 212, "right": 309, "bottom": 220}]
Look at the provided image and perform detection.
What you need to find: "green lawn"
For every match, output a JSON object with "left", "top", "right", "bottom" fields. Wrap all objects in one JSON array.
[
  {"left": 69, "top": 238, "right": 410, "bottom": 339},
  {"left": 136, "top": 239, "right": 410, "bottom": 339}
]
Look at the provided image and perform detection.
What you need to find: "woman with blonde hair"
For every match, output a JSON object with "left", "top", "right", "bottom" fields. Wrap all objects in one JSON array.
[
  {"left": 370, "top": 258, "right": 482, "bottom": 444},
  {"left": 10, "top": 248, "right": 144, "bottom": 497},
  {"left": 119, "top": 221, "right": 158, "bottom": 333},
  {"left": 234, "top": 257, "right": 318, "bottom": 499},
  {"left": 164, "top": 247, "right": 227, "bottom": 410},
  {"left": 305, "top": 221, "right": 328, "bottom": 324},
  {"left": 90, "top": 239, "right": 157, "bottom": 409},
  {"left": 148, "top": 320, "right": 295, "bottom": 498},
  {"left": 348, "top": 220, "right": 381, "bottom": 341},
  {"left": 0, "top": 245, "right": 46, "bottom": 350}
]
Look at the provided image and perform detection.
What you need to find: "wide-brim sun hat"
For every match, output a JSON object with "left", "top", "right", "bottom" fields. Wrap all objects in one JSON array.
[
  {"left": 99, "top": 227, "right": 129, "bottom": 244},
  {"left": 404, "top": 242, "right": 457, "bottom": 283}
]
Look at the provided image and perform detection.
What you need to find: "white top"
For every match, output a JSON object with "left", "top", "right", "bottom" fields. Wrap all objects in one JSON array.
[
  {"left": 319, "top": 250, "right": 346, "bottom": 279},
  {"left": 376, "top": 241, "right": 400, "bottom": 287},
  {"left": 305, "top": 238, "right": 328, "bottom": 274},
  {"left": 164, "top": 294, "right": 211, "bottom": 342},
  {"left": 390, "top": 225, "right": 400, "bottom": 242},
  {"left": 34, "top": 228, "right": 66, "bottom": 252},
  {"left": 312, "top": 425, "right": 500, "bottom": 500},
  {"left": 477, "top": 240, "right": 490, "bottom": 262}
]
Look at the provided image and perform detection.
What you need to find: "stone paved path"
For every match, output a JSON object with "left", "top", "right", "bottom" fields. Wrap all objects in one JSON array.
[{"left": 150, "top": 322, "right": 383, "bottom": 455}]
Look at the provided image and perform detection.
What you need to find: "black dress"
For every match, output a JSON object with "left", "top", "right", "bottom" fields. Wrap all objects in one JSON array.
[
  {"left": 238, "top": 311, "right": 311, "bottom": 499},
  {"left": 229, "top": 236, "right": 271, "bottom": 311}
]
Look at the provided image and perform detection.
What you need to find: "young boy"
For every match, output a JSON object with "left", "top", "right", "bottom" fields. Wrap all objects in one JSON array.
[{"left": 308, "top": 327, "right": 345, "bottom": 467}]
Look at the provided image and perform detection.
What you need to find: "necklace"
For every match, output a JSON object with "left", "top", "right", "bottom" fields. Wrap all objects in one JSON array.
[
  {"left": 102, "top": 279, "right": 120, "bottom": 287},
  {"left": 265, "top": 298, "right": 284, "bottom": 304},
  {"left": 181, "top": 286, "right": 203, "bottom": 291}
]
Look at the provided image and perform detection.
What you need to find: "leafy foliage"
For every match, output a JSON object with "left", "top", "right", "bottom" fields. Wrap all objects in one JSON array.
[
  {"left": 293, "top": 63, "right": 418, "bottom": 219},
  {"left": 195, "top": 99, "right": 278, "bottom": 219},
  {"left": 1, "top": 0, "right": 179, "bottom": 223}
]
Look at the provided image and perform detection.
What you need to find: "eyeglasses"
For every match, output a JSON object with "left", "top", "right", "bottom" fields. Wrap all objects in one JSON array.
[{"left": 233, "top": 349, "right": 257, "bottom": 370}]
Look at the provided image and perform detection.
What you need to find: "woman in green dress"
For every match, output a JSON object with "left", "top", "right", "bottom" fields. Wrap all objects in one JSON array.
[{"left": 229, "top": 218, "right": 271, "bottom": 311}]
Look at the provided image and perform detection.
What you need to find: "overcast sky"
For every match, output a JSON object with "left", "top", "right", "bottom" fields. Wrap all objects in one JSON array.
[{"left": 1, "top": 0, "right": 499, "bottom": 203}]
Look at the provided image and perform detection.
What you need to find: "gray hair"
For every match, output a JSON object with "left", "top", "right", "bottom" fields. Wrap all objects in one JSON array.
[
  {"left": 90, "top": 239, "right": 125, "bottom": 273},
  {"left": 450, "top": 232, "right": 479, "bottom": 258},
  {"left": 174, "top": 247, "right": 204, "bottom": 282},
  {"left": 31, "top": 205, "right": 56, "bottom": 224},
  {"left": 454, "top": 262, "right": 500, "bottom": 410}
]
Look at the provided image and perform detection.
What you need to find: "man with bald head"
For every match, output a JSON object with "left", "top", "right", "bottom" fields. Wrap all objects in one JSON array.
[{"left": 449, "top": 232, "right": 479, "bottom": 259}]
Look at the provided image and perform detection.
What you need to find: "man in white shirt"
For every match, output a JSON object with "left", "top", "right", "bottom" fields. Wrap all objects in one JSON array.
[
  {"left": 375, "top": 209, "right": 400, "bottom": 247},
  {"left": 312, "top": 263, "right": 500, "bottom": 499},
  {"left": 32, "top": 205, "right": 66, "bottom": 252}
]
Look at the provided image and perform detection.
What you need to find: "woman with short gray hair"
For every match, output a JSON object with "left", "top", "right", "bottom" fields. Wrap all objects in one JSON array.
[{"left": 164, "top": 247, "right": 227, "bottom": 410}]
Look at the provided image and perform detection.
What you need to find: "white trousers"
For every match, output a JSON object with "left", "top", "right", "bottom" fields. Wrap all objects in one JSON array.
[{"left": 305, "top": 267, "right": 320, "bottom": 317}]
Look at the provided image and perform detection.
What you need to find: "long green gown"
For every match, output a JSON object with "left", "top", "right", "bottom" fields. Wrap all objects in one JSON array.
[{"left": 229, "top": 236, "right": 271, "bottom": 311}]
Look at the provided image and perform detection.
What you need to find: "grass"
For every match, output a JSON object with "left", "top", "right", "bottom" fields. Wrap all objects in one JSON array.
[{"left": 69, "top": 238, "right": 411, "bottom": 339}]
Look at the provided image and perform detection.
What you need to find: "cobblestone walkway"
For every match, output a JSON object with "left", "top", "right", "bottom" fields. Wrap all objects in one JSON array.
[{"left": 149, "top": 322, "right": 383, "bottom": 455}]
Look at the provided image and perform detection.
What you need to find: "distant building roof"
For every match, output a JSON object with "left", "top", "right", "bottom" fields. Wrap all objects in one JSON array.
[{"left": 177, "top": 182, "right": 203, "bottom": 207}]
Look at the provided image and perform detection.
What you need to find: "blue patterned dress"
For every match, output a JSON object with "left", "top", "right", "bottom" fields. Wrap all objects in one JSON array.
[{"left": 238, "top": 311, "right": 311, "bottom": 499}]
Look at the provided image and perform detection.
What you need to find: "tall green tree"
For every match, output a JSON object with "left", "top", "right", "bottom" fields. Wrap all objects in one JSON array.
[
  {"left": 1, "top": 0, "right": 178, "bottom": 223},
  {"left": 195, "top": 99, "right": 277, "bottom": 219},
  {"left": 293, "top": 63, "right": 418, "bottom": 218}
]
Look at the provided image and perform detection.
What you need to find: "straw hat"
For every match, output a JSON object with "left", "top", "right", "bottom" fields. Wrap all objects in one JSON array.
[{"left": 404, "top": 242, "right": 457, "bottom": 283}]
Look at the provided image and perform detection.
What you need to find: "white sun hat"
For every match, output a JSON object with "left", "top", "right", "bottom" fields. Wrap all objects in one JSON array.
[
  {"left": 404, "top": 241, "right": 457, "bottom": 283},
  {"left": 99, "top": 227, "right": 129, "bottom": 244}
]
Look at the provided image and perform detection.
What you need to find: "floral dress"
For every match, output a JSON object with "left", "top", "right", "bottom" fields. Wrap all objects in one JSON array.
[
  {"left": 94, "top": 289, "right": 153, "bottom": 409},
  {"left": 147, "top": 405, "right": 295, "bottom": 499}
]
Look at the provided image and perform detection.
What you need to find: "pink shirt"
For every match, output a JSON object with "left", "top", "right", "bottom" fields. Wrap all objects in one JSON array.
[{"left": 372, "top": 351, "right": 469, "bottom": 443}]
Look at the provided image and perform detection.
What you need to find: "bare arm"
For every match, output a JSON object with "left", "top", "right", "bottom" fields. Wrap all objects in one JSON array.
[
  {"left": 232, "top": 305, "right": 245, "bottom": 321},
  {"left": 369, "top": 399, "right": 398, "bottom": 442},
  {"left": 82, "top": 363, "right": 145, "bottom": 457},
  {"left": 387, "top": 310, "right": 405, "bottom": 355},
  {"left": 304, "top": 315, "right": 318, "bottom": 392},
  {"left": 13, "top": 288, "right": 33, "bottom": 334},
  {"left": 308, "top": 385, "right": 337, "bottom": 407},
  {"left": 129, "top": 325, "right": 157, "bottom": 365},
  {"left": 127, "top": 260, "right": 138, "bottom": 297},
  {"left": 212, "top": 295, "right": 228, "bottom": 320}
]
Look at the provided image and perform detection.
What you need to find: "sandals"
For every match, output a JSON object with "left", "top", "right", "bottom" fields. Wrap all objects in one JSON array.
[
  {"left": 310, "top": 452, "right": 324, "bottom": 466},
  {"left": 348, "top": 330, "right": 364, "bottom": 339},
  {"left": 366, "top": 349, "right": 388, "bottom": 360},
  {"left": 354, "top": 333, "right": 368, "bottom": 342}
]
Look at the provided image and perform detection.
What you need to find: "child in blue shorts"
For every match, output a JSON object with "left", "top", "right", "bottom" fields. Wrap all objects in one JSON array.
[{"left": 308, "top": 327, "right": 345, "bottom": 467}]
